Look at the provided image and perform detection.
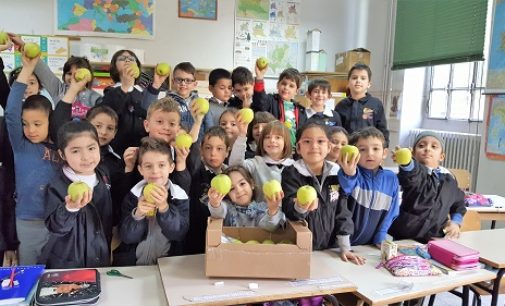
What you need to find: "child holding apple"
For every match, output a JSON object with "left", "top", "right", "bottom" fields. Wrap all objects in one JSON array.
[
  {"left": 337, "top": 127, "right": 399, "bottom": 258},
  {"left": 298, "top": 79, "right": 342, "bottom": 128},
  {"left": 228, "top": 66, "right": 254, "bottom": 109},
  {"left": 207, "top": 165, "right": 285, "bottom": 231},
  {"left": 117, "top": 137, "right": 189, "bottom": 265},
  {"left": 5, "top": 53, "right": 62, "bottom": 265},
  {"left": 335, "top": 63, "right": 390, "bottom": 147},
  {"left": 40, "top": 120, "right": 112, "bottom": 269},
  {"left": 388, "top": 131, "right": 466, "bottom": 242},
  {"left": 326, "top": 126, "right": 349, "bottom": 163},
  {"left": 101, "top": 49, "right": 169, "bottom": 156}
]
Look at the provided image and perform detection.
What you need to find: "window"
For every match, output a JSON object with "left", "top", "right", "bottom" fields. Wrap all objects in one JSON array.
[{"left": 428, "top": 61, "right": 486, "bottom": 121}]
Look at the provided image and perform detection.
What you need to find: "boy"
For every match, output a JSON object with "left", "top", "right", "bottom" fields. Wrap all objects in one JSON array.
[
  {"left": 252, "top": 66, "right": 304, "bottom": 147},
  {"left": 205, "top": 68, "right": 232, "bottom": 127},
  {"left": 184, "top": 126, "right": 230, "bottom": 254},
  {"left": 118, "top": 137, "right": 189, "bottom": 265},
  {"left": 388, "top": 131, "right": 466, "bottom": 242},
  {"left": 298, "top": 79, "right": 342, "bottom": 128},
  {"left": 335, "top": 64, "right": 390, "bottom": 147},
  {"left": 337, "top": 127, "right": 399, "bottom": 261},
  {"left": 228, "top": 66, "right": 254, "bottom": 109}
]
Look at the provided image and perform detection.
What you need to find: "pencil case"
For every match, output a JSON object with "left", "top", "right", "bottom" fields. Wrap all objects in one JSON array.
[{"left": 427, "top": 239, "right": 480, "bottom": 270}]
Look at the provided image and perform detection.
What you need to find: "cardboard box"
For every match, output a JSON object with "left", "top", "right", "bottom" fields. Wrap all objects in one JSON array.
[
  {"left": 334, "top": 48, "right": 371, "bottom": 73},
  {"left": 205, "top": 218, "right": 312, "bottom": 279}
]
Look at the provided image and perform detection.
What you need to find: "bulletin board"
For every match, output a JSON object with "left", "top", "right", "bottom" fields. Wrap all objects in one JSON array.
[{"left": 0, "top": 35, "right": 69, "bottom": 77}]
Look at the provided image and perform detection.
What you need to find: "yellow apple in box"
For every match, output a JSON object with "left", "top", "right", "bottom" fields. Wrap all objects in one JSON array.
[
  {"left": 262, "top": 239, "right": 275, "bottom": 244},
  {"left": 238, "top": 108, "right": 254, "bottom": 124},
  {"left": 245, "top": 240, "right": 260, "bottom": 244},
  {"left": 340, "top": 145, "right": 359, "bottom": 162},
  {"left": 194, "top": 97, "right": 209, "bottom": 115},
  {"left": 0, "top": 32, "right": 9, "bottom": 45},
  {"left": 210, "top": 174, "right": 232, "bottom": 196},
  {"left": 24, "top": 42, "right": 41, "bottom": 59},
  {"left": 262, "top": 179, "right": 282, "bottom": 198},
  {"left": 395, "top": 148, "right": 412, "bottom": 165},
  {"left": 74, "top": 68, "right": 92, "bottom": 82},
  {"left": 256, "top": 57, "right": 269, "bottom": 70},
  {"left": 142, "top": 183, "right": 158, "bottom": 217},
  {"left": 155, "top": 62, "right": 171, "bottom": 76},
  {"left": 296, "top": 185, "right": 317, "bottom": 207},
  {"left": 175, "top": 133, "right": 192, "bottom": 150},
  {"left": 67, "top": 181, "right": 89, "bottom": 202}
]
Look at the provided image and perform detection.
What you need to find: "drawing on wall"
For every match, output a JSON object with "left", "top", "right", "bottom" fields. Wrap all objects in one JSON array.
[
  {"left": 485, "top": 95, "right": 505, "bottom": 160},
  {"left": 237, "top": 0, "right": 269, "bottom": 20},
  {"left": 486, "top": 0, "right": 505, "bottom": 93},
  {"left": 55, "top": 0, "right": 154, "bottom": 39},
  {"left": 178, "top": 0, "right": 217, "bottom": 20}
]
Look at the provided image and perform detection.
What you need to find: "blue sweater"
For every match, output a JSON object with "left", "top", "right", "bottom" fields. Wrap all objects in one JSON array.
[
  {"left": 5, "top": 82, "right": 62, "bottom": 220},
  {"left": 338, "top": 166, "right": 399, "bottom": 246}
]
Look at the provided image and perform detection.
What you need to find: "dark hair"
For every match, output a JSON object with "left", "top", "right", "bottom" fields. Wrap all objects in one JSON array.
[
  {"left": 307, "top": 79, "right": 331, "bottom": 94},
  {"left": 57, "top": 120, "right": 99, "bottom": 151},
  {"left": 109, "top": 50, "right": 141, "bottom": 83},
  {"left": 347, "top": 63, "right": 372, "bottom": 80},
  {"left": 22, "top": 94, "right": 52, "bottom": 117},
  {"left": 9, "top": 67, "right": 42, "bottom": 88},
  {"left": 349, "top": 127, "right": 385, "bottom": 147},
  {"left": 209, "top": 68, "right": 231, "bottom": 86},
  {"left": 247, "top": 111, "right": 276, "bottom": 141},
  {"left": 137, "top": 137, "right": 173, "bottom": 165},
  {"left": 222, "top": 165, "right": 256, "bottom": 200},
  {"left": 295, "top": 122, "right": 330, "bottom": 143},
  {"left": 278, "top": 68, "right": 301, "bottom": 88},
  {"left": 86, "top": 105, "right": 119, "bottom": 127},
  {"left": 257, "top": 121, "right": 292, "bottom": 158},
  {"left": 63, "top": 56, "right": 93, "bottom": 88},
  {"left": 173, "top": 62, "right": 196, "bottom": 77},
  {"left": 202, "top": 126, "right": 230, "bottom": 149},
  {"left": 328, "top": 126, "right": 348, "bottom": 137},
  {"left": 231, "top": 66, "right": 254, "bottom": 87}
]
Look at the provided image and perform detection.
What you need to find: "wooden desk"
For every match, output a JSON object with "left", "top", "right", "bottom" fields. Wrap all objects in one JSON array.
[
  {"left": 467, "top": 195, "right": 505, "bottom": 228},
  {"left": 329, "top": 245, "right": 495, "bottom": 306},
  {"left": 97, "top": 266, "right": 168, "bottom": 306},
  {"left": 157, "top": 253, "right": 356, "bottom": 306},
  {"left": 459, "top": 229, "right": 505, "bottom": 306}
]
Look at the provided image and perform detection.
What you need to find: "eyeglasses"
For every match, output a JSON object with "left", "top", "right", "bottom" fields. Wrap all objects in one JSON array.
[
  {"left": 117, "top": 55, "right": 136, "bottom": 62},
  {"left": 173, "top": 77, "right": 195, "bottom": 84}
]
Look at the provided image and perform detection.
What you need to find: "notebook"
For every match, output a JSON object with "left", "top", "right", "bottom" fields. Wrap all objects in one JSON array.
[
  {"left": 34, "top": 269, "right": 101, "bottom": 306},
  {"left": 0, "top": 265, "right": 45, "bottom": 305}
]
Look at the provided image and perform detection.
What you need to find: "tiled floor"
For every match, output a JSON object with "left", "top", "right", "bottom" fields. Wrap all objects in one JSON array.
[{"left": 424, "top": 291, "right": 505, "bottom": 306}]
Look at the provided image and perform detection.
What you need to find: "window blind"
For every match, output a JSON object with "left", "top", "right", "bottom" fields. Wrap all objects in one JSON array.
[{"left": 392, "top": 0, "right": 487, "bottom": 70}]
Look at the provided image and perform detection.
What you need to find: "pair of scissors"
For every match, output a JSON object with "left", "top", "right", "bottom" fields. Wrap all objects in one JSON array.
[{"left": 106, "top": 269, "right": 133, "bottom": 279}]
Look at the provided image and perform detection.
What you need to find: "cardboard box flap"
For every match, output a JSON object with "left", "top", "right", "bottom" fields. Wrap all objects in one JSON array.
[
  {"left": 288, "top": 221, "right": 312, "bottom": 250},
  {"left": 206, "top": 218, "right": 223, "bottom": 247}
]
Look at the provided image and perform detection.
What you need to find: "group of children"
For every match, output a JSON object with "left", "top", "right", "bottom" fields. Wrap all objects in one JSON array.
[{"left": 0, "top": 32, "right": 466, "bottom": 273}]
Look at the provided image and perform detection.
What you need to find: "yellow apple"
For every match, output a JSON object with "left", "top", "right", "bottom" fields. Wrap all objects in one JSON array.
[
  {"left": 67, "top": 181, "right": 89, "bottom": 202},
  {"left": 210, "top": 174, "right": 232, "bottom": 195},
  {"left": 256, "top": 57, "right": 269, "bottom": 70},
  {"left": 278, "top": 239, "right": 294, "bottom": 244},
  {"left": 340, "top": 145, "right": 359, "bottom": 162},
  {"left": 229, "top": 238, "right": 243, "bottom": 244},
  {"left": 262, "top": 179, "right": 282, "bottom": 198},
  {"left": 395, "top": 147, "right": 412, "bottom": 165},
  {"left": 142, "top": 183, "right": 158, "bottom": 217},
  {"left": 245, "top": 240, "right": 260, "bottom": 244},
  {"left": 238, "top": 108, "right": 254, "bottom": 124},
  {"left": 24, "top": 42, "right": 41, "bottom": 59},
  {"left": 194, "top": 97, "right": 209, "bottom": 115},
  {"left": 74, "top": 68, "right": 92, "bottom": 82},
  {"left": 0, "top": 32, "right": 9, "bottom": 45},
  {"left": 175, "top": 133, "right": 192, "bottom": 149},
  {"left": 262, "top": 239, "right": 275, "bottom": 244},
  {"left": 155, "top": 62, "right": 171, "bottom": 76},
  {"left": 130, "top": 63, "right": 140, "bottom": 79},
  {"left": 296, "top": 185, "right": 317, "bottom": 207}
]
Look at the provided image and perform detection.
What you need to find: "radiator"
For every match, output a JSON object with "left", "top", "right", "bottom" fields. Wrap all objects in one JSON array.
[{"left": 407, "top": 129, "right": 481, "bottom": 190}]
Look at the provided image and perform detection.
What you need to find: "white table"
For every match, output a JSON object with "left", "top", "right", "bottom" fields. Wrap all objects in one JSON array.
[
  {"left": 330, "top": 245, "right": 496, "bottom": 306},
  {"left": 157, "top": 253, "right": 356, "bottom": 305},
  {"left": 459, "top": 229, "right": 505, "bottom": 306},
  {"left": 466, "top": 195, "right": 505, "bottom": 229}
]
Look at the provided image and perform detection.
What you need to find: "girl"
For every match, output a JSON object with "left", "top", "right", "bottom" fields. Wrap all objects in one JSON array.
[
  {"left": 40, "top": 120, "right": 113, "bottom": 269},
  {"left": 281, "top": 123, "right": 362, "bottom": 264},
  {"left": 101, "top": 49, "right": 169, "bottom": 156},
  {"left": 229, "top": 120, "right": 294, "bottom": 202},
  {"left": 219, "top": 108, "right": 239, "bottom": 147},
  {"left": 245, "top": 111, "right": 276, "bottom": 159},
  {"left": 207, "top": 165, "right": 284, "bottom": 231},
  {"left": 326, "top": 126, "right": 348, "bottom": 163}
]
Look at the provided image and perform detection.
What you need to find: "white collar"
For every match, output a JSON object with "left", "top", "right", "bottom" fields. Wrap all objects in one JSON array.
[
  {"left": 63, "top": 166, "right": 99, "bottom": 188},
  {"left": 112, "top": 82, "right": 143, "bottom": 92},
  {"left": 305, "top": 106, "right": 334, "bottom": 119}
]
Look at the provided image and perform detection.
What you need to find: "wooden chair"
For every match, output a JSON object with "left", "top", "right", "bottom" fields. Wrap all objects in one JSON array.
[
  {"left": 460, "top": 210, "right": 481, "bottom": 232},
  {"left": 448, "top": 168, "right": 471, "bottom": 191}
]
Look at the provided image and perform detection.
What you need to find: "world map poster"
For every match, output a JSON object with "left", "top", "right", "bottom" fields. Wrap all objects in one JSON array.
[
  {"left": 485, "top": 95, "right": 505, "bottom": 160},
  {"left": 55, "top": 0, "right": 155, "bottom": 39}
]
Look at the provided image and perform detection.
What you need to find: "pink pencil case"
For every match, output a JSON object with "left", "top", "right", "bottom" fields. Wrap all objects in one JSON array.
[{"left": 428, "top": 239, "right": 480, "bottom": 270}]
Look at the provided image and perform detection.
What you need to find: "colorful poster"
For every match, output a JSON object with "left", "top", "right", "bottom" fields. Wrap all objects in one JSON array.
[
  {"left": 486, "top": 0, "right": 505, "bottom": 93},
  {"left": 485, "top": 95, "right": 505, "bottom": 160},
  {"left": 178, "top": 0, "right": 217, "bottom": 20},
  {"left": 236, "top": 0, "right": 269, "bottom": 20},
  {"left": 55, "top": 0, "right": 155, "bottom": 39}
]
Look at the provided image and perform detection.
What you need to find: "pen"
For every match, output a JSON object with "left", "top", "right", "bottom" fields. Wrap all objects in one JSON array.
[{"left": 9, "top": 266, "right": 15, "bottom": 288}]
